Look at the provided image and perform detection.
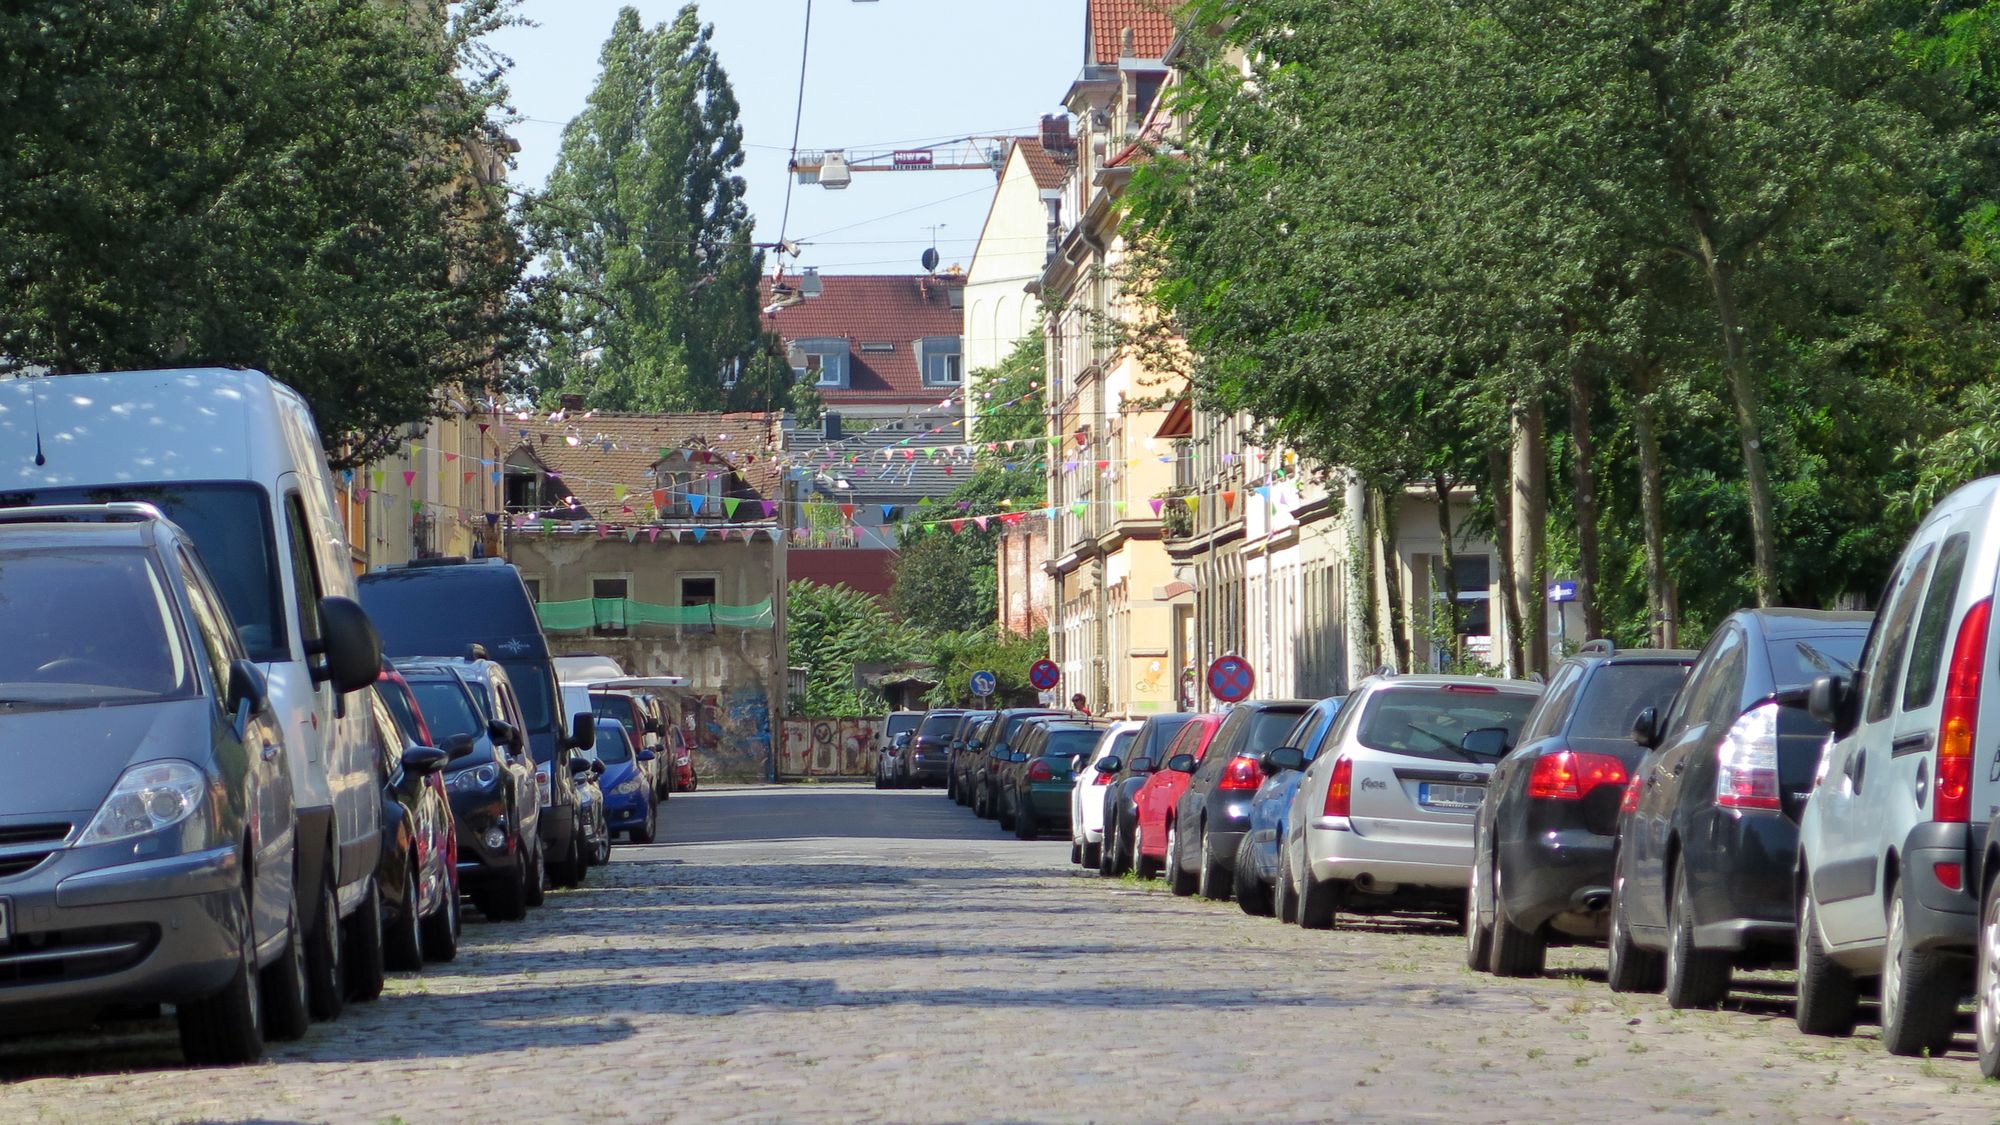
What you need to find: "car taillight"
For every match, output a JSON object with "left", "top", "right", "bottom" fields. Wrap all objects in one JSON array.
[
  {"left": 1027, "top": 759, "right": 1054, "bottom": 782},
  {"left": 1619, "top": 773, "right": 1643, "bottom": 814},
  {"left": 1715, "top": 702, "right": 1781, "bottom": 811},
  {"left": 1090, "top": 767, "right": 1112, "bottom": 785},
  {"left": 1526, "top": 750, "right": 1628, "bottom": 800},
  {"left": 1218, "top": 754, "right": 1263, "bottom": 791},
  {"left": 1440, "top": 683, "right": 1498, "bottom": 694},
  {"left": 1322, "top": 755, "right": 1353, "bottom": 817},
  {"left": 1936, "top": 597, "right": 1990, "bottom": 824}
]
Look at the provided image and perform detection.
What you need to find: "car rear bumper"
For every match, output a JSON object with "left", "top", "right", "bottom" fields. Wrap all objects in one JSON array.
[
  {"left": 1307, "top": 817, "right": 1471, "bottom": 889},
  {"left": 1901, "top": 820, "right": 1979, "bottom": 953},
  {"left": 1499, "top": 829, "right": 1617, "bottom": 931},
  {"left": 1687, "top": 807, "right": 1799, "bottom": 953},
  {"left": 908, "top": 760, "right": 949, "bottom": 783},
  {"left": 0, "top": 845, "right": 245, "bottom": 1015},
  {"left": 1027, "top": 786, "right": 1072, "bottom": 819}
]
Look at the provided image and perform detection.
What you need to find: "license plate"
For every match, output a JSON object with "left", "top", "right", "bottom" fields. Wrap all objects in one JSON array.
[
  {"left": 1420, "top": 783, "right": 1484, "bottom": 810},
  {"left": 0, "top": 899, "right": 11, "bottom": 947}
]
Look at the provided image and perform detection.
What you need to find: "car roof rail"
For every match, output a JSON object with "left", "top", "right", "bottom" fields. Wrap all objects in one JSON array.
[
  {"left": 466, "top": 643, "right": 490, "bottom": 662},
  {"left": 1579, "top": 638, "right": 1616, "bottom": 656},
  {"left": 0, "top": 501, "right": 168, "bottom": 526}
]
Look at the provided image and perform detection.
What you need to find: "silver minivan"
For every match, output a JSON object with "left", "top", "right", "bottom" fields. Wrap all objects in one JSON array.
[
  {"left": 1797, "top": 475, "right": 2000, "bottom": 1061},
  {"left": 0, "top": 369, "right": 386, "bottom": 1021}
]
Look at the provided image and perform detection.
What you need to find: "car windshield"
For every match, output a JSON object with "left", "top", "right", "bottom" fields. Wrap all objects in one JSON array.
[
  {"left": 498, "top": 659, "right": 555, "bottom": 734},
  {"left": 1571, "top": 664, "right": 1690, "bottom": 741},
  {"left": 0, "top": 484, "right": 283, "bottom": 662},
  {"left": 1140, "top": 713, "right": 1196, "bottom": 756},
  {"left": 407, "top": 677, "right": 482, "bottom": 741},
  {"left": 1246, "top": 709, "right": 1308, "bottom": 753},
  {"left": 1768, "top": 633, "right": 1866, "bottom": 691},
  {"left": 1043, "top": 730, "right": 1101, "bottom": 757},
  {"left": 1355, "top": 686, "right": 1538, "bottom": 762},
  {"left": 591, "top": 722, "right": 633, "bottom": 764},
  {"left": 592, "top": 694, "right": 640, "bottom": 729},
  {"left": 884, "top": 713, "right": 922, "bottom": 736},
  {"left": 999, "top": 711, "right": 1065, "bottom": 747},
  {"left": 0, "top": 548, "right": 196, "bottom": 708},
  {"left": 917, "top": 713, "right": 962, "bottom": 739}
]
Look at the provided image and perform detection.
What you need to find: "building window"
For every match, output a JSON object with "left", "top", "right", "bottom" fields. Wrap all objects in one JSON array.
[
  {"left": 790, "top": 337, "right": 850, "bottom": 388},
  {"left": 680, "top": 575, "right": 718, "bottom": 635},
  {"left": 1452, "top": 555, "right": 1492, "bottom": 637},
  {"left": 592, "top": 576, "right": 629, "bottom": 637},
  {"left": 920, "top": 336, "right": 963, "bottom": 386},
  {"left": 504, "top": 469, "right": 541, "bottom": 512},
  {"left": 522, "top": 576, "right": 543, "bottom": 604}
]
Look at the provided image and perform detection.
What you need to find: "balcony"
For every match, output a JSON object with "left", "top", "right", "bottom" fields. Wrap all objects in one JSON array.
[{"left": 1159, "top": 488, "right": 1194, "bottom": 541}]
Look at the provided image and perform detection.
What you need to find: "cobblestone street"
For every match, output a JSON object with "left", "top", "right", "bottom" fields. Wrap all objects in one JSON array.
[{"left": 1, "top": 785, "right": 1993, "bottom": 1123}]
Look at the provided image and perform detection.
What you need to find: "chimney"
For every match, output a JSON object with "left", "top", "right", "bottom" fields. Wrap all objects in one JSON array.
[
  {"left": 822, "top": 412, "right": 843, "bottom": 441},
  {"left": 1040, "top": 115, "right": 1074, "bottom": 158},
  {"left": 559, "top": 393, "right": 585, "bottom": 412},
  {"left": 1121, "top": 27, "right": 1134, "bottom": 57}
]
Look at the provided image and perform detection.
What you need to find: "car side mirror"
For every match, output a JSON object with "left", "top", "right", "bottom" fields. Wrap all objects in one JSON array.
[
  {"left": 568, "top": 756, "right": 592, "bottom": 777},
  {"left": 1095, "top": 756, "right": 1122, "bottom": 774},
  {"left": 444, "top": 733, "right": 478, "bottom": 761},
  {"left": 1631, "top": 707, "right": 1661, "bottom": 750},
  {"left": 1808, "top": 674, "right": 1858, "bottom": 738},
  {"left": 1460, "top": 727, "right": 1511, "bottom": 758},
  {"left": 226, "top": 659, "right": 268, "bottom": 727},
  {"left": 314, "top": 596, "right": 382, "bottom": 693},
  {"left": 1166, "top": 753, "right": 1197, "bottom": 774},
  {"left": 590, "top": 759, "right": 605, "bottom": 776},
  {"left": 568, "top": 711, "right": 596, "bottom": 751},
  {"left": 1263, "top": 746, "right": 1305, "bottom": 774},
  {"left": 638, "top": 749, "right": 656, "bottom": 763},
  {"left": 401, "top": 745, "right": 449, "bottom": 775},
  {"left": 644, "top": 717, "right": 663, "bottom": 734},
  {"left": 487, "top": 718, "right": 520, "bottom": 751}
]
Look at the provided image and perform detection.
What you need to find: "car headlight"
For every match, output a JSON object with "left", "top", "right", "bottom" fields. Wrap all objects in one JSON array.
[
  {"left": 446, "top": 763, "right": 500, "bottom": 792},
  {"left": 79, "top": 760, "right": 207, "bottom": 847},
  {"left": 615, "top": 779, "right": 645, "bottom": 796}
]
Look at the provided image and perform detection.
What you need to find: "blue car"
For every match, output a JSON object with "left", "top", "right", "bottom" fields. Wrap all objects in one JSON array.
[
  {"left": 1234, "top": 695, "right": 1345, "bottom": 917},
  {"left": 591, "top": 719, "right": 658, "bottom": 845}
]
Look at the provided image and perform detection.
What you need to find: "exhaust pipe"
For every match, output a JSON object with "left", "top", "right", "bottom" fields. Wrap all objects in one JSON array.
[
  {"left": 1352, "top": 873, "right": 1398, "bottom": 895},
  {"left": 1576, "top": 887, "right": 1611, "bottom": 912}
]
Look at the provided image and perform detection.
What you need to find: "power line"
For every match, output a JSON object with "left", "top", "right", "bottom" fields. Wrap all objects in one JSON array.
[
  {"left": 776, "top": 0, "right": 815, "bottom": 254},
  {"left": 797, "top": 183, "right": 1002, "bottom": 242}
]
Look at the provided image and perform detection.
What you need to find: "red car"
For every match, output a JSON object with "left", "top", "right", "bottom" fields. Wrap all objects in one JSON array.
[{"left": 1132, "top": 713, "right": 1223, "bottom": 879}]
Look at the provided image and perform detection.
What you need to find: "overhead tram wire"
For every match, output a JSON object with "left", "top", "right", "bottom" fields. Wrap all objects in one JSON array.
[{"left": 775, "top": 0, "right": 815, "bottom": 259}]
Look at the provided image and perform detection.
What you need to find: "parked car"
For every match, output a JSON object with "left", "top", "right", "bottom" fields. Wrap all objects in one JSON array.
[
  {"left": 900, "top": 709, "right": 968, "bottom": 788},
  {"left": 1071, "top": 721, "right": 1142, "bottom": 868},
  {"left": 1611, "top": 610, "right": 1868, "bottom": 1009},
  {"left": 1466, "top": 643, "right": 1693, "bottom": 976},
  {"left": 1235, "top": 697, "right": 1347, "bottom": 916},
  {"left": 592, "top": 689, "right": 667, "bottom": 798},
  {"left": 0, "top": 368, "right": 389, "bottom": 1026},
  {"left": 878, "top": 710, "right": 924, "bottom": 785},
  {"left": 1168, "top": 700, "right": 1315, "bottom": 898},
  {"left": 1795, "top": 487, "right": 2000, "bottom": 1058},
  {"left": 0, "top": 503, "right": 308, "bottom": 1064},
  {"left": 1097, "top": 712, "right": 1201, "bottom": 877},
  {"left": 1281, "top": 675, "right": 1541, "bottom": 928},
  {"left": 590, "top": 718, "right": 659, "bottom": 844},
  {"left": 572, "top": 755, "right": 611, "bottom": 867},
  {"left": 875, "top": 731, "right": 912, "bottom": 789},
  {"left": 395, "top": 657, "right": 541, "bottom": 921},
  {"left": 1001, "top": 721, "right": 1108, "bottom": 838},
  {"left": 950, "top": 714, "right": 1001, "bottom": 805},
  {"left": 942, "top": 710, "right": 997, "bottom": 801},
  {"left": 973, "top": 709, "right": 1071, "bottom": 818},
  {"left": 1134, "top": 714, "right": 1224, "bottom": 880},
  {"left": 359, "top": 558, "right": 596, "bottom": 890},
  {"left": 366, "top": 678, "right": 458, "bottom": 970}
]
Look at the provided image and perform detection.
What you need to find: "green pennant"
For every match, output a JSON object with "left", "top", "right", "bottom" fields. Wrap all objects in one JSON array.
[
  {"left": 539, "top": 518, "right": 554, "bottom": 536},
  {"left": 924, "top": 522, "right": 937, "bottom": 533},
  {"left": 723, "top": 496, "right": 741, "bottom": 517}
]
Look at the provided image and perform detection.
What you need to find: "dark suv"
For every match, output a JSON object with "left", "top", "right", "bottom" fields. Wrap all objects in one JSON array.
[
  {"left": 1167, "top": 700, "right": 1314, "bottom": 899},
  {"left": 899, "top": 709, "right": 967, "bottom": 788},
  {"left": 1466, "top": 642, "right": 1693, "bottom": 977}
]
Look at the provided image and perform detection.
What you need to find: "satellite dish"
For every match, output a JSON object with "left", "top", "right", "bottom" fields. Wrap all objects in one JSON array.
[{"left": 921, "top": 247, "right": 940, "bottom": 273}]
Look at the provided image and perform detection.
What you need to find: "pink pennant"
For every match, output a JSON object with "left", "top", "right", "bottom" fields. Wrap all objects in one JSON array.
[
  {"left": 402, "top": 471, "right": 417, "bottom": 487},
  {"left": 647, "top": 528, "right": 661, "bottom": 543}
]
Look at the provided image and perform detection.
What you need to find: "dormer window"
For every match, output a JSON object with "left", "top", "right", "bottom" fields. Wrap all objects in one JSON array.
[
  {"left": 791, "top": 338, "right": 850, "bottom": 388},
  {"left": 920, "top": 337, "right": 963, "bottom": 386}
]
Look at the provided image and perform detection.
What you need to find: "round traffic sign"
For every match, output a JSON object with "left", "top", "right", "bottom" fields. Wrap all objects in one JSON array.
[
  {"left": 1028, "top": 659, "right": 1061, "bottom": 691},
  {"left": 1207, "top": 656, "right": 1256, "bottom": 703},
  {"left": 970, "top": 669, "right": 998, "bottom": 697}
]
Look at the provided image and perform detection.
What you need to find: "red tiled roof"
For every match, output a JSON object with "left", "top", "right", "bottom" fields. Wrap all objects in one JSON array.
[
  {"left": 499, "top": 411, "right": 782, "bottom": 520},
  {"left": 759, "top": 274, "right": 966, "bottom": 405},
  {"left": 1016, "top": 138, "right": 1068, "bottom": 190},
  {"left": 1089, "top": 0, "right": 1176, "bottom": 64}
]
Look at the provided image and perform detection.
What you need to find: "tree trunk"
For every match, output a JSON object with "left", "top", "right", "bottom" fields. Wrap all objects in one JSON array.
[
  {"left": 1567, "top": 359, "right": 1604, "bottom": 641},
  {"left": 1629, "top": 361, "right": 1678, "bottom": 648},
  {"left": 1511, "top": 398, "right": 1548, "bottom": 677},
  {"left": 1375, "top": 486, "right": 1411, "bottom": 672},
  {"left": 1489, "top": 442, "right": 1524, "bottom": 677},
  {"left": 1345, "top": 472, "right": 1376, "bottom": 681},
  {"left": 1432, "top": 471, "right": 1462, "bottom": 671},
  {"left": 1695, "top": 228, "right": 1780, "bottom": 607}
]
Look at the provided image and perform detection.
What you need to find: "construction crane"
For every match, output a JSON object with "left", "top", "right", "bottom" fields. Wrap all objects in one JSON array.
[{"left": 790, "top": 136, "right": 1015, "bottom": 189}]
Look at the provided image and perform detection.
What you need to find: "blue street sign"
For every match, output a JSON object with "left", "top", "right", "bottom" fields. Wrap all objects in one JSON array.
[
  {"left": 970, "top": 670, "right": 998, "bottom": 697},
  {"left": 1547, "top": 581, "right": 1578, "bottom": 604}
]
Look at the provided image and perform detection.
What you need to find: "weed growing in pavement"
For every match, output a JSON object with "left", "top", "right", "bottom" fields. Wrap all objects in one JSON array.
[
  {"left": 1918, "top": 1055, "right": 1948, "bottom": 1080},
  {"left": 1572, "top": 1056, "right": 1591, "bottom": 1068},
  {"left": 1525, "top": 1047, "right": 1546, "bottom": 1061},
  {"left": 1627, "top": 1042, "right": 1649, "bottom": 1054}
]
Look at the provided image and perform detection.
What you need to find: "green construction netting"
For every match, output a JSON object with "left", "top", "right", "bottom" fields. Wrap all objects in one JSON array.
[{"left": 536, "top": 597, "right": 775, "bottom": 632}]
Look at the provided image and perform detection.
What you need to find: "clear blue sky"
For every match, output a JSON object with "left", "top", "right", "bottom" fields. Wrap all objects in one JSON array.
[{"left": 491, "top": 1, "right": 1083, "bottom": 274}]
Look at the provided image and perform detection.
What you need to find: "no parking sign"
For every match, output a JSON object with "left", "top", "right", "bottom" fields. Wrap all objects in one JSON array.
[
  {"left": 1029, "top": 659, "right": 1060, "bottom": 691},
  {"left": 1206, "top": 656, "right": 1255, "bottom": 703}
]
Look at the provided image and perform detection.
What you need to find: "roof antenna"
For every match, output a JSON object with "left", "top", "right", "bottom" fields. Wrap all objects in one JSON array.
[{"left": 29, "top": 375, "right": 45, "bottom": 466}]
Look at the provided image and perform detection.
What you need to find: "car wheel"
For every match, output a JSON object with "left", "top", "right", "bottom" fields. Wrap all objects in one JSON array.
[
  {"left": 633, "top": 799, "right": 658, "bottom": 845},
  {"left": 1096, "top": 824, "right": 1116, "bottom": 876},
  {"left": 1465, "top": 860, "right": 1493, "bottom": 973},
  {"left": 1166, "top": 823, "right": 1197, "bottom": 896},
  {"left": 176, "top": 891, "right": 263, "bottom": 1066},
  {"left": 1015, "top": 794, "right": 1038, "bottom": 840},
  {"left": 1979, "top": 875, "right": 2000, "bottom": 1077},
  {"left": 1110, "top": 817, "right": 1134, "bottom": 877},
  {"left": 486, "top": 847, "right": 530, "bottom": 921},
  {"left": 261, "top": 888, "right": 310, "bottom": 1042},
  {"left": 1234, "top": 834, "right": 1272, "bottom": 917},
  {"left": 594, "top": 826, "right": 612, "bottom": 866},
  {"left": 998, "top": 789, "right": 1017, "bottom": 832},
  {"left": 944, "top": 773, "right": 956, "bottom": 801},
  {"left": 1489, "top": 866, "right": 1546, "bottom": 978},
  {"left": 1881, "top": 880, "right": 1959, "bottom": 1058},
  {"left": 524, "top": 839, "right": 548, "bottom": 907},
  {"left": 420, "top": 867, "right": 460, "bottom": 964},
  {"left": 305, "top": 869, "right": 344, "bottom": 1022},
  {"left": 1134, "top": 821, "right": 1161, "bottom": 880},
  {"left": 874, "top": 771, "right": 886, "bottom": 790},
  {"left": 1664, "top": 856, "right": 1729, "bottom": 1010},
  {"left": 1276, "top": 852, "right": 1300, "bottom": 924},
  {"left": 1606, "top": 868, "right": 1663, "bottom": 993},
  {"left": 561, "top": 832, "right": 589, "bottom": 888},
  {"left": 1795, "top": 889, "right": 1856, "bottom": 1037},
  {"left": 1298, "top": 873, "right": 1340, "bottom": 930},
  {"left": 383, "top": 856, "right": 425, "bottom": 973},
  {"left": 973, "top": 783, "right": 990, "bottom": 820},
  {"left": 344, "top": 878, "right": 386, "bottom": 1003},
  {"left": 1197, "top": 829, "right": 1230, "bottom": 902}
]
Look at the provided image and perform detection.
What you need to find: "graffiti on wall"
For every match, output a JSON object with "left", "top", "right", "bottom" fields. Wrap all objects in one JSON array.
[{"left": 778, "top": 717, "right": 881, "bottom": 777}]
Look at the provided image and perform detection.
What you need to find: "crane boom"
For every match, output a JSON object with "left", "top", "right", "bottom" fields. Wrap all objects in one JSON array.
[{"left": 791, "top": 136, "right": 1014, "bottom": 188}]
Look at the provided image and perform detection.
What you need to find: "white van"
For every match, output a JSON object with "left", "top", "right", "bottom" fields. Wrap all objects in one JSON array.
[{"left": 0, "top": 368, "right": 387, "bottom": 1020}]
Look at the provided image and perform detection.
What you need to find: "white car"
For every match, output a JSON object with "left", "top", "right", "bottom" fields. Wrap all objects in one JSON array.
[
  {"left": 1070, "top": 721, "right": 1141, "bottom": 867},
  {"left": 1281, "top": 674, "right": 1541, "bottom": 928}
]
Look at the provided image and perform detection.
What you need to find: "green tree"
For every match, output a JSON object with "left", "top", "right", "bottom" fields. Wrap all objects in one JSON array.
[
  {"left": 889, "top": 529, "right": 997, "bottom": 634},
  {"left": 0, "top": 0, "right": 527, "bottom": 466},
  {"left": 529, "top": 4, "right": 787, "bottom": 413},
  {"left": 785, "top": 580, "right": 919, "bottom": 716}
]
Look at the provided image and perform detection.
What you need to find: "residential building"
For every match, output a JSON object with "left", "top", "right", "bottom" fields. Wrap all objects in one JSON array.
[
  {"left": 780, "top": 411, "right": 970, "bottom": 598},
  {"left": 341, "top": 401, "right": 509, "bottom": 573},
  {"left": 963, "top": 125, "right": 1072, "bottom": 418},
  {"left": 498, "top": 410, "right": 789, "bottom": 780},
  {"left": 760, "top": 273, "right": 967, "bottom": 425}
]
